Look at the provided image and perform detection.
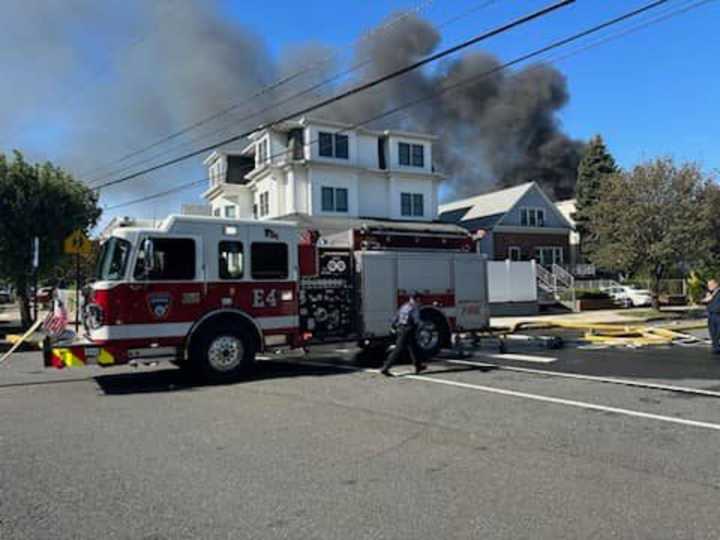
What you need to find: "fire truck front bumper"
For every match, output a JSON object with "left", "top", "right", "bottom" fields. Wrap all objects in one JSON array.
[
  {"left": 43, "top": 339, "right": 119, "bottom": 369},
  {"left": 43, "top": 337, "right": 181, "bottom": 369}
]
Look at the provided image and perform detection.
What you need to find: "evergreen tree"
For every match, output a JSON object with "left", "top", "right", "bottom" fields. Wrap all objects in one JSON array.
[{"left": 573, "top": 135, "right": 618, "bottom": 260}]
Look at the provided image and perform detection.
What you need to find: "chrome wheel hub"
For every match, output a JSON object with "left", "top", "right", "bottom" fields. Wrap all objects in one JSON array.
[
  {"left": 416, "top": 321, "right": 439, "bottom": 351},
  {"left": 208, "top": 335, "right": 244, "bottom": 372}
]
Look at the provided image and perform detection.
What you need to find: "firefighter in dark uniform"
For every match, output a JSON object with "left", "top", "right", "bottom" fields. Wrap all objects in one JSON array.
[
  {"left": 703, "top": 278, "right": 720, "bottom": 355},
  {"left": 380, "top": 292, "right": 427, "bottom": 376}
]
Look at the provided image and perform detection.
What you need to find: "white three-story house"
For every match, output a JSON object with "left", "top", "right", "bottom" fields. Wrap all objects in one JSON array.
[{"left": 202, "top": 117, "right": 443, "bottom": 223}]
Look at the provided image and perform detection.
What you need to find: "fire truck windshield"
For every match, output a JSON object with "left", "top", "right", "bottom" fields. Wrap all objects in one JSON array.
[{"left": 96, "top": 237, "right": 132, "bottom": 281}]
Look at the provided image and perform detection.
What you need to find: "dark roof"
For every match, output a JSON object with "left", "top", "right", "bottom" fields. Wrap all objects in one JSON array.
[
  {"left": 451, "top": 213, "right": 505, "bottom": 232},
  {"left": 437, "top": 206, "right": 472, "bottom": 224},
  {"left": 279, "top": 213, "right": 470, "bottom": 237}
]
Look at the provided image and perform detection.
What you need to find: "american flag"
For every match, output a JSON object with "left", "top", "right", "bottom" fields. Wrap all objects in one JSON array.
[{"left": 43, "top": 297, "right": 68, "bottom": 338}]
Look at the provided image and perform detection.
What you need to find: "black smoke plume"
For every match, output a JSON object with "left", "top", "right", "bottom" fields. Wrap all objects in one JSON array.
[
  {"left": 0, "top": 3, "right": 582, "bottom": 208},
  {"left": 324, "top": 13, "right": 584, "bottom": 200}
]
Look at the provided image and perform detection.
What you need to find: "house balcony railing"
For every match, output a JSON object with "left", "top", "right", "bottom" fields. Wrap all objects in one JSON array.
[
  {"left": 545, "top": 263, "right": 595, "bottom": 277},
  {"left": 535, "top": 262, "right": 577, "bottom": 311}
]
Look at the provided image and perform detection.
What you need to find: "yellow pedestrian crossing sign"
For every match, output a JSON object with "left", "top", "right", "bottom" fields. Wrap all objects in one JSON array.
[{"left": 64, "top": 230, "right": 92, "bottom": 256}]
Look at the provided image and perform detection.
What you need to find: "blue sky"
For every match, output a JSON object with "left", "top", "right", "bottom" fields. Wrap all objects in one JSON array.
[
  {"left": 3, "top": 0, "right": 718, "bottom": 228},
  {"left": 225, "top": 0, "right": 719, "bottom": 170}
]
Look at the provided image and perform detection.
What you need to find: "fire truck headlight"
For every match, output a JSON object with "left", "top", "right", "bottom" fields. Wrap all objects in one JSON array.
[
  {"left": 84, "top": 303, "right": 104, "bottom": 330},
  {"left": 281, "top": 291, "right": 294, "bottom": 301}
]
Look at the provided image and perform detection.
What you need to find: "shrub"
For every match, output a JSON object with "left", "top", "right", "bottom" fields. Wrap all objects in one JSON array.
[
  {"left": 560, "top": 289, "right": 611, "bottom": 302},
  {"left": 687, "top": 271, "right": 705, "bottom": 305},
  {"left": 576, "top": 289, "right": 612, "bottom": 300}
]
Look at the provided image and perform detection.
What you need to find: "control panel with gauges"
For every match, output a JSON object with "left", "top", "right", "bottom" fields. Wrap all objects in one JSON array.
[{"left": 298, "top": 248, "right": 356, "bottom": 340}]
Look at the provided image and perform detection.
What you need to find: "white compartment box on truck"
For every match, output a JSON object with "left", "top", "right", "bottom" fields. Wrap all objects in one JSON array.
[{"left": 356, "top": 251, "right": 490, "bottom": 344}]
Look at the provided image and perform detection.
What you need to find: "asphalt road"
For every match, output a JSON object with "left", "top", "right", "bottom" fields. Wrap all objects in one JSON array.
[{"left": 2, "top": 340, "right": 720, "bottom": 539}]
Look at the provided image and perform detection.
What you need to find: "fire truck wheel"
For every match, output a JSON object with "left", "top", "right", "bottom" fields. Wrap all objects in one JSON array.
[
  {"left": 415, "top": 311, "right": 450, "bottom": 361},
  {"left": 193, "top": 325, "right": 257, "bottom": 380}
]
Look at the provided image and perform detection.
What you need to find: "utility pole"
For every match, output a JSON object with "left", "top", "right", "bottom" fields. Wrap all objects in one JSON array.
[
  {"left": 31, "top": 237, "right": 39, "bottom": 323},
  {"left": 75, "top": 251, "right": 80, "bottom": 333}
]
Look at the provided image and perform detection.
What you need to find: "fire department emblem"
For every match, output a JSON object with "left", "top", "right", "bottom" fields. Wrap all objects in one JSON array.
[{"left": 147, "top": 293, "right": 172, "bottom": 319}]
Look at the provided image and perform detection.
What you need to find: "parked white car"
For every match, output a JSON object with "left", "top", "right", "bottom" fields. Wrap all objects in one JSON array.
[{"left": 602, "top": 285, "right": 653, "bottom": 308}]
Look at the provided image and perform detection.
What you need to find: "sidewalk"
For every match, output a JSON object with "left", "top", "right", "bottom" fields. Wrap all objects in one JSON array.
[
  {"left": 0, "top": 306, "right": 50, "bottom": 336},
  {"left": 0, "top": 305, "right": 19, "bottom": 326}
]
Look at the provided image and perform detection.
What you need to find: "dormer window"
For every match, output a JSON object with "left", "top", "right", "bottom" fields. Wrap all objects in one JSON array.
[
  {"left": 520, "top": 208, "right": 545, "bottom": 227},
  {"left": 318, "top": 132, "right": 349, "bottom": 159},
  {"left": 399, "top": 142, "right": 424, "bottom": 167}
]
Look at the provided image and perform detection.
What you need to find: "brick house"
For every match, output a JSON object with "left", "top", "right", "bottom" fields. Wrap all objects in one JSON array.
[{"left": 438, "top": 182, "right": 574, "bottom": 266}]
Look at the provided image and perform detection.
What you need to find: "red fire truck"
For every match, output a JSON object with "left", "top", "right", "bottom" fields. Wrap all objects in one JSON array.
[{"left": 45, "top": 215, "right": 489, "bottom": 380}]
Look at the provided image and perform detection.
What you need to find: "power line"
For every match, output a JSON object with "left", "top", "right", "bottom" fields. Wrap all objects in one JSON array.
[
  {"left": 101, "top": 0, "right": 714, "bottom": 211},
  {"left": 92, "top": 0, "right": 574, "bottom": 192},
  {"left": 104, "top": 178, "right": 208, "bottom": 211},
  {"left": 209, "top": 0, "right": 689, "bottom": 173},
  {"left": 543, "top": 0, "right": 715, "bottom": 64},
  {"left": 87, "top": 0, "right": 499, "bottom": 185},
  {"left": 81, "top": 0, "right": 438, "bottom": 181},
  {"left": 340, "top": 0, "right": 685, "bottom": 132}
]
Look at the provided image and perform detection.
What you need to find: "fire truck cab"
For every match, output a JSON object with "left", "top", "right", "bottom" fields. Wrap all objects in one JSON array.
[{"left": 46, "top": 214, "right": 489, "bottom": 380}]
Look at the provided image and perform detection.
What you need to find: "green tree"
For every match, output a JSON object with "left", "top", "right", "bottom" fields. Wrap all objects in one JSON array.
[
  {"left": 0, "top": 151, "right": 101, "bottom": 327},
  {"left": 588, "top": 158, "right": 714, "bottom": 309},
  {"left": 573, "top": 135, "right": 618, "bottom": 261},
  {"left": 703, "top": 181, "right": 720, "bottom": 272}
]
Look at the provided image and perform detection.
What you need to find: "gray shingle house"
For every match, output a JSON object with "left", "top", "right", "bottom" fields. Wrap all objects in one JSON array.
[{"left": 439, "top": 182, "right": 574, "bottom": 266}]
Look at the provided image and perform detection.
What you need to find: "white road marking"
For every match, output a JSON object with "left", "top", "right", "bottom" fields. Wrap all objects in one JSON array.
[
  {"left": 481, "top": 353, "right": 557, "bottom": 363},
  {"left": 406, "top": 374, "right": 720, "bottom": 432},
  {"left": 448, "top": 359, "right": 720, "bottom": 399}
]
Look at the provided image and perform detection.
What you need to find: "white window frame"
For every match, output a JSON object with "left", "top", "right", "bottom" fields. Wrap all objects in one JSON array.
[
  {"left": 318, "top": 131, "right": 349, "bottom": 160},
  {"left": 224, "top": 205, "right": 236, "bottom": 219},
  {"left": 400, "top": 192, "right": 424, "bottom": 217},
  {"left": 508, "top": 246, "right": 521, "bottom": 261},
  {"left": 256, "top": 138, "right": 269, "bottom": 166},
  {"left": 536, "top": 246, "right": 564, "bottom": 266},
  {"left": 520, "top": 207, "right": 546, "bottom": 227},
  {"left": 259, "top": 192, "right": 270, "bottom": 217},
  {"left": 398, "top": 142, "right": 425, "bottom": 168},
  {"left": 321, "top": 186, "right": 349, "bottom": 213}
]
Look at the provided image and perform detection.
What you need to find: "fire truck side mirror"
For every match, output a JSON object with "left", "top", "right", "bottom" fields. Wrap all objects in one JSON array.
[{"left": 141, "top": 238, "right": 155, "bottom": 278}]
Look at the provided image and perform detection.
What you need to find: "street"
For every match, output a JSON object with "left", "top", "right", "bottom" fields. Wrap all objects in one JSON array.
[
  {"left": 2, "top": 340, "right": 720, "bottom": 539},
  {"left": 3, "top": 0, "right": 720, "bottom": 538}
]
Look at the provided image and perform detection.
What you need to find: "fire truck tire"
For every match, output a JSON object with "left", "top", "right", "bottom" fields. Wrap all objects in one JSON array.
[
  {"left": 415, "top": 310, "right": 450, "bottom": 361},
  {"left": 191, "top": 324, "right": 257, "bottom": 381}
]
